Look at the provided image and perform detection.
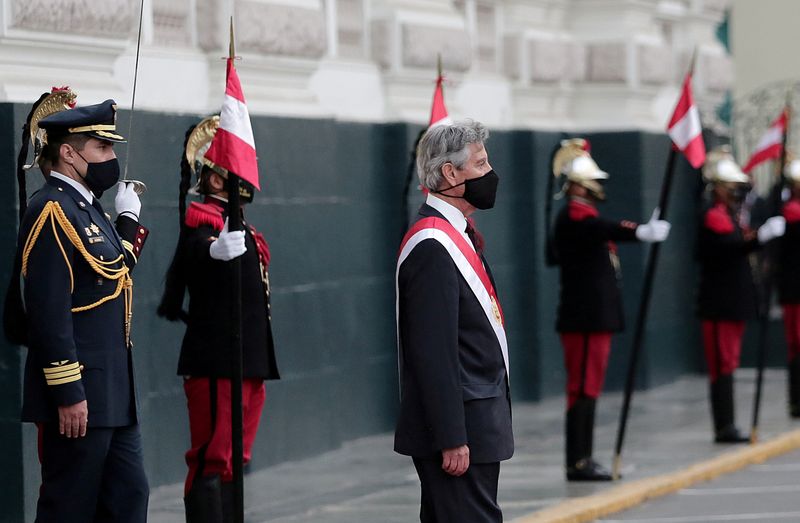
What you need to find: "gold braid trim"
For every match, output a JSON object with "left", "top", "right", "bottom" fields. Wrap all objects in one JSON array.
[{"left": 21, "top": 201, "right": 135, "bottom": 346}]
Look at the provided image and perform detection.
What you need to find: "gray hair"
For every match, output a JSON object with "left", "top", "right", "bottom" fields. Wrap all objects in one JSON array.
[{"left": 416, "top": 120, "right": 489, "bottom": 192}]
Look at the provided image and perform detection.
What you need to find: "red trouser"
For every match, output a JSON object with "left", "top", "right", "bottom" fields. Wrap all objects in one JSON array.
[
  {"left": 561, "top": 332, "right": 613, "bottom": 409},
  {"left": 183, "top": 377, "right": 266, "bottom": 495},
  {"left": 702, "top": 320, "right": 745, "bottom": 383},
  {"left": 784, "top": 304, "right": 800, "bottom": 362}
]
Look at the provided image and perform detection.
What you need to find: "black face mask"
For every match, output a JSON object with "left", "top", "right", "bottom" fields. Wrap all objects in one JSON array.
[
  {"left": 729, "top": 185, "right": 749, "bottom": 204},
  {"left": 436, "top": 169, "right": 499, "bottom": 210},
  {"left": 76, "top": 151, "right": 120, "bottom": 199}
]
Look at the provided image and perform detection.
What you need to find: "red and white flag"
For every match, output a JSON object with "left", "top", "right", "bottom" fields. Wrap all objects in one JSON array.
[
  {"left": 205, "top": 58, "right": 260, "bottom": 190},
  {"left": 742, "top": 109, "right": 788, "bottom": 173},
  {"left": 428, "top": 75, "right": 452, "bottom": 128},
  {"left": 667, "top": 73, "right": 706, "bottom": 169}
]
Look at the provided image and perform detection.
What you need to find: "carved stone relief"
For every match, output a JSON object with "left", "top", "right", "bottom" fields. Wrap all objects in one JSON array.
[
  {"left": 153, "top": 0, "right": 192, "bottom": 46},
  {"left": 236, "top": 2, "right": 326, "bottom": 58},
  {"left": 10, "top": 0, "right": 133, "bottom": 38},
  {"left": 588, "top": 42, "right": 627, "bottom": 83},
  {"left": 402, "top": 24, "right": 471, "bottom": 71},
  {"left": 638, "top": 44, "right": 671, "bottom": 85},
  {"left": 528, "top": 39, "right": 568, "bottom": 82}
]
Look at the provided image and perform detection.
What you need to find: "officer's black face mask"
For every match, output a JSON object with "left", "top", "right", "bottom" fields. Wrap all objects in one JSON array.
[
  {"left": 75, "top": 150, "right": 120, "bottom": 199},
  {"left": 435, "top": 169, "right": 499, "bottom": 210}
]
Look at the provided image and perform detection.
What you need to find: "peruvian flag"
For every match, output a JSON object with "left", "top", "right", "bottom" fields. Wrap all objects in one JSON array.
[
  {"left": 204, "top": 58, "right": 260, "bottom": 190},
  {"left": 667, "top": 73, "right": 705, "bottom": 169},
  {"left": 742, "top": 109, "right": 788, "bottom": 173},
  {"left": 428, "top": 74, "right": 452, "bottom": 128}
]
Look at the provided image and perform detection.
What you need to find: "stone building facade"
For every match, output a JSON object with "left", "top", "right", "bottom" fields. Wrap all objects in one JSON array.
[{"left": 0, "top": 0, "right": 731, "bottom": 131}]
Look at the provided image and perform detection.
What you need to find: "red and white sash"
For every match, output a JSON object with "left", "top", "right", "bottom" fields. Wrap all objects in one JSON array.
[{"left": 396, "top": 217, "right": 509, "bottom": 376}]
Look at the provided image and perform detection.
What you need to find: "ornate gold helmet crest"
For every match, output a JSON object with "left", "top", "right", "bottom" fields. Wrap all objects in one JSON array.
[
  {"left": 552, "top": 138, "right": 609, "bottom": 200},
  {"left": 26, "top": 87, "right": 77, "bottom": 170},
  {"left": 185, "top": 115, "right": 228, "bottom": 177},
  {"left": 702, "top": 145, "right": 749, "bottom": 184}
]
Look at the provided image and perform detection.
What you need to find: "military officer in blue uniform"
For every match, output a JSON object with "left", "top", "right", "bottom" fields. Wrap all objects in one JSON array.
[{"left": 13, "top": 99, "right": 150, "bottom": 522}]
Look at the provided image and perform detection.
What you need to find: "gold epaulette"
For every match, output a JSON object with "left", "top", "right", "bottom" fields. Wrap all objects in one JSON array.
[{"left": 43, "top": 360, "right": 83, "bottom": 386}]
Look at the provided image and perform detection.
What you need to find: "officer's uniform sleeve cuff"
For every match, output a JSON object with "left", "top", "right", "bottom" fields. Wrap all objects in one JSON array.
[
  {"left": 116, "top": 215, "right": 149, "bottom": 259},
  {"left": 43, "top": 361, "right": 86, "bottom": 406}
]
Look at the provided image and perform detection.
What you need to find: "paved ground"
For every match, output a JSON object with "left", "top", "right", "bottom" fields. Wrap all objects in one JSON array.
[
  {"left": 598, "top": 448, "right": 800, "bottom": 523},
  {"left": 148, "top": 370, "right": 800, "bottom": 523}
]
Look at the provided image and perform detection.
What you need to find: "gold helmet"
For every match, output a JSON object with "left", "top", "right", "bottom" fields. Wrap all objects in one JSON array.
[
  {"left": 25, "top": 87, "right": 77, "bottom": 170},
  {"left": 702, "top": 146, "right": 749, "bottom": 184},
  {"left": 784, "top": 150, "right": 800, "bottom": 184},
  {"left": 185, "top": 115, "right": 228, "bottom": 195},
  {"left": 184, "top": 115, "right": 255, "bottom": 202},
  {"left": 552, "top": 138, "right": 609, "bottom": 200}
]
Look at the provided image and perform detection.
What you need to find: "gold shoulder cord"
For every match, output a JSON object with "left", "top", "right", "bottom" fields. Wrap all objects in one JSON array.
[{"left": 21, "top": 201, "right": 134, "bottom": 346}]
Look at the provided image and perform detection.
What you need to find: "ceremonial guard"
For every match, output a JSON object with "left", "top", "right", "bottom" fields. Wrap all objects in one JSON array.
[
  {"left": 697, "top": 147, "right": 784, "bottom": 442},
  {"left": 395, "top": 120, "right": 512, "bottom": 522},
  {"left": 7, "top": 96, "right": 149, "bottom": 522},
  {"left": 778, "top": 155, "right": 800, "bottom": 417},
  {"left": 158, "top": 116, "right": 280, "bottom": 523},
  {"left": 550, "top": 139, "right": 670, "bottom": 481}
]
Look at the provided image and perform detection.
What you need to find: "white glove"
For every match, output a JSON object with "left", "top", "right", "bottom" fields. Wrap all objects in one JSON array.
[
  {"left": 115, "top": 182, "right": 141, "bottom": 220},
  {"left": 209, "top": 218, "right": 247, "bottom": 261},
  {"left": 635, "top": 209, "right": 671, "bottom": 243},
  {"left": 757, "top": 216, "right": 786, "bottom": 244}
]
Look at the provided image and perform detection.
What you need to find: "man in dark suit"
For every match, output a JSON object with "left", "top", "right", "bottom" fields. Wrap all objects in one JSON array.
[
  {"left": 158, "top": 116, "right": 280, "bottom": 523},
  {"left": 11, "top": 99, "right": 150, "bottom": 522},
  {"left": 550, "top": 138, "right": 670, "bottom": 481},
  {"left": 395, "top": 120, "right": 512, "bottom": 522},
  {"left": 697, "top": 147, "right": 784, "bottom": 442}
]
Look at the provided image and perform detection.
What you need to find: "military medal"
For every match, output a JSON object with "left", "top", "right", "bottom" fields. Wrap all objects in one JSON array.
[{"left": 491, "top": 296, "right": 502, "bottom": 325}]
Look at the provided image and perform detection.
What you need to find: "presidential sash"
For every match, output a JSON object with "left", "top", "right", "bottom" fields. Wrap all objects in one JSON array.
[{"left": 396, "top": 216, "right": 509, "bottom": 376}]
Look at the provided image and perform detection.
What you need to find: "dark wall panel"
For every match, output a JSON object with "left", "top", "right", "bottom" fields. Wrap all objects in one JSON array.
[{"left": 0, "top": 104, "right": 786, "bottom": 517}]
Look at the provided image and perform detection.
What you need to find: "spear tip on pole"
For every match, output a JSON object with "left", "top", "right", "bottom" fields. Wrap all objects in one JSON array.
[
  {"left": 689, "top": 46, "right": 698, "bottom": 76},
  {"left": 437, "top": 53, "right": 443, "bottom": 79},
  {"left": 229, "top": 16, "right": 235, "bottom": 60}
]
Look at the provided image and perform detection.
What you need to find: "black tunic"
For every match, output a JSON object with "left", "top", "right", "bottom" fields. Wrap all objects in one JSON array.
[
  {"left": 696, "top": 202, "right": 759, "bottom": 321},
  {"left": 778, "top": 199, "right": 800, "bottom": 304},
  {"left": 554, "top": 198, "right": 639, "bottom": 333},
  {"left": 175, "top": 201, "right": 279, "bottom": 380}
]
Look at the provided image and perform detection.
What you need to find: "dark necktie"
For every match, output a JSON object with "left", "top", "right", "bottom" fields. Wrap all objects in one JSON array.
[
  {"left": 92, "top": 198, "right": 105, "bottom": 216},
  {"left": 465, "top": 218, "right": 485, "bottom": 256}
]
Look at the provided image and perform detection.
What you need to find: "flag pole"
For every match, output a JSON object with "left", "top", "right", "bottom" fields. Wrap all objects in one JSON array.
[
  {"left": 611, "top": 50, "right": 697, "bottom": 480},
  {"left": 226, "top": 16, "right": 246, "bottom": 523},
  {"left": 400, "top": 54, "right": 442, "bottom": 238},
  {"left": 750, "top": 96, "right": 792, "bottom": 443}
]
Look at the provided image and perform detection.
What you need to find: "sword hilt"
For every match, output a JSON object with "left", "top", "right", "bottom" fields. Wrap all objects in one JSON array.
[{"left": 119, "top": 179, "right": 147, "bottom": 195}]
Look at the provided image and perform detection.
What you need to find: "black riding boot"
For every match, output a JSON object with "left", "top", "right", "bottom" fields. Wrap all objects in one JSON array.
[
  {"left": 184, "top": 474, "right": 223, "bottom": 523},
  {"left": 566, "top": 397, "right": 612, "bottom": 481},
  {"left": 789, "top": 357, "right": 800, "bottom": 418},
  {"left": 221, "top": 482, "right": 235, "bottom": 523},
  {"left": 711, "top": 374, "right": 748, "bottom": 443}
]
